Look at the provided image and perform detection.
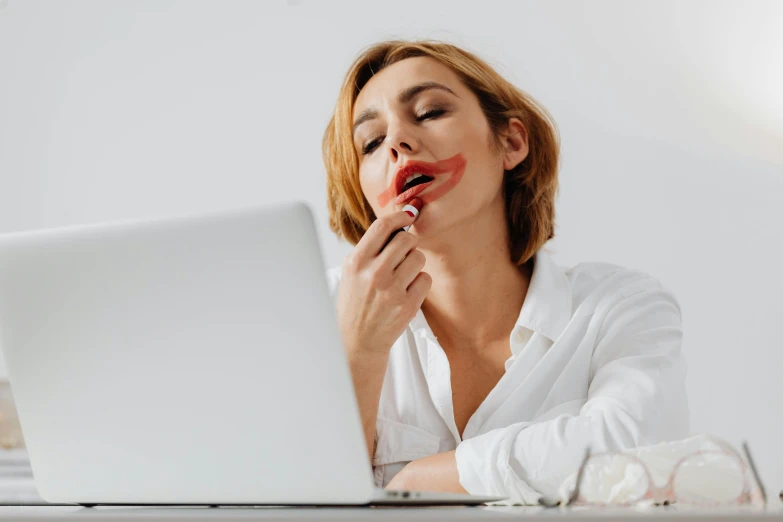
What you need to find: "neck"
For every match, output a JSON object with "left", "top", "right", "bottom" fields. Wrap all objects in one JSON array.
[{"left": 418, "top": 194, "right": 533, "bottom": 348}]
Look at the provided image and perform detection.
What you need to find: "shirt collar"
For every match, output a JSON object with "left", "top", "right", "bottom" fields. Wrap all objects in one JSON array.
[
  {"left": 409, "top": 247, "right": 573, "bottom": 344},
  {"left": 514, "top": 247, "right": 573, "bottom": 343}
]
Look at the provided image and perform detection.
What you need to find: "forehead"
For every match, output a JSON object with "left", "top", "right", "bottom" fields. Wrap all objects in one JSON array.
[{"left": 353, "top": 56, "right": 463, "bottom": 115}]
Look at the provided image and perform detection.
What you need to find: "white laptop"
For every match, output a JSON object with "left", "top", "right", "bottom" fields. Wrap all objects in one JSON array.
[{"left": 0, "top": 202, "right": 504, "bottom": 507}]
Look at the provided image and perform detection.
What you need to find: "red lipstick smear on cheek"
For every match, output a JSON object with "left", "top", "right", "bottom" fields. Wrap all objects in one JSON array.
[
  {"left": 376, "top": 153, "right": 467, "bottom": 208},
  {"left": 418, "top": 154, "right": 466, "bottom": 205}
]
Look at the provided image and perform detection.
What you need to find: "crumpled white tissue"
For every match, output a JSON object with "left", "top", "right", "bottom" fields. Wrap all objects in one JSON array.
[{"left": 486, "top": 434, "right": 736, "bottom": 507}]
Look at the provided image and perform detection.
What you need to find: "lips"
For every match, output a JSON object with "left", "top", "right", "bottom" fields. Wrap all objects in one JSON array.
[
  {"left": 393, "top": 161, "right": 446, "bottom": 198},
  {"left": 376, "top": 153, "right": 468, "bottom": 209},
  {"left": 391, "top": 159, "right": 453, "bottom": 205},
  {"left": 395, "top": 178, "right": 436, "bottom": 205}
]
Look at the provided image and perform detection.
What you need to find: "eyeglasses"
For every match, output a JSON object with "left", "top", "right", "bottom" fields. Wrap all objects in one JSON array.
[{"left": 563, "top": 440, "right": 767, "bottom": 508}]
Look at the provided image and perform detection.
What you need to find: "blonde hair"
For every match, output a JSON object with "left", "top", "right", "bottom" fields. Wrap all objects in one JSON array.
[{"left": 322, "top": 40, "right": 560, "bottom": 266}]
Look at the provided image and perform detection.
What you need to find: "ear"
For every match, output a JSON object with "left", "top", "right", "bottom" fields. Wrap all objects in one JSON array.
[{"left": 501, "top": 117, "right": 529, "bottom": 171}]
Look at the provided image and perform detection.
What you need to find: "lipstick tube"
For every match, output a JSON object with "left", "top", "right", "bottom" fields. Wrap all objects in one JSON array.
[{"left": 380, "top": 198, "right": 423, "bottom": 252}]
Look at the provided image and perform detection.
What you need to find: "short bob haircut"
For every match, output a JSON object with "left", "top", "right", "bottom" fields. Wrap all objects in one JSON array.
[{"left": 322, "top": 40, "right": 560, "bottom": 267}]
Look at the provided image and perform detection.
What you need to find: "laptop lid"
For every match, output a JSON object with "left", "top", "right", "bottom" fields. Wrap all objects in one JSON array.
[{"left": 0, "top": 202, "right": 375, "bottom": 505}]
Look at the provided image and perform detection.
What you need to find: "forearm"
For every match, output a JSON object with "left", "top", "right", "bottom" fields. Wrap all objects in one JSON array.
[
  {"left": 345, "top": 347, "right": 389, "bottom": 462},
  {"left": 387, "top": 451, "right": 468, "bottom": 494}
]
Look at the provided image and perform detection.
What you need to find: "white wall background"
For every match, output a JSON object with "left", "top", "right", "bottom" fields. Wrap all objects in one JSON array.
[{"left": 1, "top": 0, "right": 782, "bottom": 498}]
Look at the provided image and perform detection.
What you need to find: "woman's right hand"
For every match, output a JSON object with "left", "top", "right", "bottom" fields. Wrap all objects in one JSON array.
[{"left": 336, "top": 207, "right": 432, "bottom": 357}]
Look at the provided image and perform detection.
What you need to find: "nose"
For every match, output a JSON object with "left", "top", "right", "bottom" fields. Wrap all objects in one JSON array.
[{"left": 386, "top": 120, "right": 418, "bottom": 163}]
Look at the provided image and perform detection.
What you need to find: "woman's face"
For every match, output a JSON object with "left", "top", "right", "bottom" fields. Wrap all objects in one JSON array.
[{"left": 351, "top": 56, "right": 527, "bottom": 238}]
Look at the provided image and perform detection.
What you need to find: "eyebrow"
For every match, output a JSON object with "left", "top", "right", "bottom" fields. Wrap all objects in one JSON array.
[{"left": 352, "top": 81, "right": 458, "bottom": 136}]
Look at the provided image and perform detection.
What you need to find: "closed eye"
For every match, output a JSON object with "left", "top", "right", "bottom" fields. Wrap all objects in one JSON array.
[
  {"left": 361, "top": 109, "right": 448, "bottom": 156},
  {"left": 362, "top": 136, "right": 384, "bottom": 156},
  {"left": 416, "top": 108, "right": 446, "bottom": 121}
]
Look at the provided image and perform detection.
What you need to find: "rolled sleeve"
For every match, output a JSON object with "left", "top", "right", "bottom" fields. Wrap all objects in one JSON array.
[
  {"left": 456, "top": 422, "right": 540, "bottom": 503},
  {"left": 455, "top": 281, "right": 690, "bottom": 502}
]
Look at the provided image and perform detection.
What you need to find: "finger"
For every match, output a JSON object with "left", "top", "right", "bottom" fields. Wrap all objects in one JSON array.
[
  {"left": 379, "top": 227, "right": 403, "bottom": 253},
  {"left": 406, "top": 272, "right": 432, "bottom": 306},
  {"left": 352, "top": 210, "right": 416, "bottom": 265},
  {"left": 375, "top": 230, "right": 417, "bottom": 274},
  {"left": 393, "top": 249, "right": 426, "bottom": 289}
]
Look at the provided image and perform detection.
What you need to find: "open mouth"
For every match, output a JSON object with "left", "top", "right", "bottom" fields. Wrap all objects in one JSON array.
[
  {"left": 399, "top": 173, "right": 435, "bottom": 195},
  {"left": 376, "top": 153, "right": 467, "bottom": 209},
  {"left": 396, "top": 175, "right": 436, "bottom": 205}
]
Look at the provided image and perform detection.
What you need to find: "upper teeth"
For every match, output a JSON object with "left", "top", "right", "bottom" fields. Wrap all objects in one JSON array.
[{"left": 404, "top": 173, "right": 426, "bottom": 186}]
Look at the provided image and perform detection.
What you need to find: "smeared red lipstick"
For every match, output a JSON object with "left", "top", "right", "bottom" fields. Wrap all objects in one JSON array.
[{"left": 377, "top": 153, "right": 467, "bottom": 208}]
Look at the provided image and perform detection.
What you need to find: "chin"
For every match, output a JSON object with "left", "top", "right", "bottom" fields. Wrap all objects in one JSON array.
[{"left": 411, "top": 202, "right": 446, "bottom": 238}]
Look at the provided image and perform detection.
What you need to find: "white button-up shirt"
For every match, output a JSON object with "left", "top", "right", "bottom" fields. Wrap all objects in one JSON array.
[{"left": 326, "top": 247, "right": 689, "bottom": 503}]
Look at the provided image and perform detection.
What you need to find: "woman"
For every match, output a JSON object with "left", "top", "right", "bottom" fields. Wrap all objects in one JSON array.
[{"left": 322, "top": 40, "right": 689, "bottom": 503}]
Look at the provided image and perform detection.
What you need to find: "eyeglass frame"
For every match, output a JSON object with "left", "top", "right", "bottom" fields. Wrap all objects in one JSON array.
[{"left": 562, "top": 440, "right": 768, "bottom": 508}]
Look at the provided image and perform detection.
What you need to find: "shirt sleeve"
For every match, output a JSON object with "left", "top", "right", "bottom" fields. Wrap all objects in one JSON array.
[{"left": 454, "top": 278, "right": 690, "bottom": 503}]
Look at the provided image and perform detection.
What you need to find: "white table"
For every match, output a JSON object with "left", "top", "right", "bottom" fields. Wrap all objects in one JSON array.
[
  {"left": 2, "top": 450, "right": 781, "bottom": 521},
  {"left": 0, "top": 505, "right": 782, "bottom": 522}
]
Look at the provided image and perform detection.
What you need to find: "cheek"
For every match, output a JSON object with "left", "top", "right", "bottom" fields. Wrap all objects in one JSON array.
[
  {"left": 358, "top": 168, "right": 384, "bottom": 214},
  {"left": 444, "top": 111, "right": 484, "bottom": 141},
  {"left": 358, "top": 170, "right": 369, "bottom": 197},
  {"left": 358, "top": 163, "right": 377, "bottom": 195}
]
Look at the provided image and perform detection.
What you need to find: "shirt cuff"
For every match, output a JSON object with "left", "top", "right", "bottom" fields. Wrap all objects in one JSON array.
[{"left": 455, "top": 430, "right": 541, "bottom": 504}]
